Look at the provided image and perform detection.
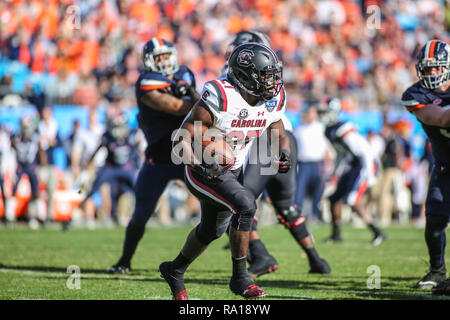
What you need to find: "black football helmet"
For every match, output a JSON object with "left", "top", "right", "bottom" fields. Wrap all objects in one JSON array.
[
  {"left": 142, "top": 37, "right": 179, "bottom": 76},
  {"left": 416, "top": 39, "right": 450, "bottom": 89},
  {"left": 227, "top": 43, "right": 283, "bottom": 101},
  {"left": 225, "top": 30, "right": 271, "bottom": 60}
]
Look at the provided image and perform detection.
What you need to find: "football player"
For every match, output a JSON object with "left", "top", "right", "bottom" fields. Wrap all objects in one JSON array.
[
  {"left": 160, "top": 43, "right": 291, "bottom": 299},
  {"left": 222, "top": 31, "right": 331, "bottom": 277},
  {"left": 79, "top": 110, "right": 139, "bottom": 225},
  {"left": 244, "top": 116, "right": 331, "bottom": 277},
  {"left": 400, "top": 39, "right": 450, "bottom": 293},
  {"left": 317, "top": 97, "right": 387, "bottom": 246},
  {"left": 107, "top": 38, "right": 199, "bottom": 273},
  {"left": 8, "top": 116, "right": 44, "bottom": 228}
]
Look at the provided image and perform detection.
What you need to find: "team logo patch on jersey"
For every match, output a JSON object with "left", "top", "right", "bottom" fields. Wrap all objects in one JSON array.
[
  {"left": 237, "top": 49, "right": 254, "bottom": 66},
  {"left": 202, "top": 90, "right": 210, "bottom": 101},
  {"left": 238, "top": 109, "right": 249, "bottom": 119},
  {"left": 433, "top": 98, "right": 442, "bottom": 105},
  {"left": 265, "top": 99, "right": 277, "bottom": 112}
]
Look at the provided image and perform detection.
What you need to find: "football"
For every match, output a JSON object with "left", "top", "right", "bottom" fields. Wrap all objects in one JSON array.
[{"left": 202, "top": 136, "right": 235, "bottom": 167}]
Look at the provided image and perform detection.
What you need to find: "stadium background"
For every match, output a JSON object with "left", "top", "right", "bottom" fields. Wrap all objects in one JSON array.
[{"left": 0, "top": 0, "right": 449, "bottom": 225}]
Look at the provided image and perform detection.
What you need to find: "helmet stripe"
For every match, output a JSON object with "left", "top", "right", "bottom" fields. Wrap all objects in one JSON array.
[
  {"left": 151, "top": 37, "right": 160, "bottom": 49},
  {"left": 157, "top": 38, "right": 165, "bottom": 46},
  {"left": 428, "top": 40, "right": 438, "bottom": 59},
  {"left": 424, "top": 40, "right": 431, "bottom": 59}
]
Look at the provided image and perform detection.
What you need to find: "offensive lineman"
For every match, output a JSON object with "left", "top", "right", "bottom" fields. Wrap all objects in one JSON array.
[
  {"left": 160, "top": 42, "right": 291, "bottom": 299},
  {"left": 107, "top": 38, "right": 199, "bottom": 273},
  {"left": 401, "top": 39, "right": 450, "bottom": 294}
]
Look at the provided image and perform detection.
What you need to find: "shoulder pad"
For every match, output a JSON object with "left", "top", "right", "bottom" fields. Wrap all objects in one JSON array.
[
  {"left": 335, "top": 121, "right": 355, "bottom": 139},
  {"left": 401, "top": 82, "right": 431, "bottom": 112},
  {"left": 202, "top": 80, "right": 229, "bottom": 113}
]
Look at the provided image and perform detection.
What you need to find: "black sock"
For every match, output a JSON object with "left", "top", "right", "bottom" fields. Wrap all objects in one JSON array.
[
  {"left": 118, "top": 220, "right": 146, "bottom": 266},
  {"left": 304, "top": 245, "right": 321, "bottom": 264},
  {"left": 171, "top": 252, "right": 191, "bottom": 276},
  {"left": 248, "top": 239, "right": 269, "bottom": 261},
  {"left": 332, "top": 222, "right": 341, "bottom": 237},
  {"left": 232, "top": 256, "right": 249, "bottom": 279},
  {"left": 425, "top": 216, "right": 448, "bottom": 270},
  {"left": 368, "top": 223, "right": 381, "bottom": 237}
]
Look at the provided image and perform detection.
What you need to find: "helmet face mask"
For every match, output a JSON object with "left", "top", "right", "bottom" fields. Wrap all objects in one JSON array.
[
  {"left": 20, "top": 117, "right": 34, "bottom": 139},
  {"left": 416, "top": 40, "right": 450, "bottom": 90},
  {"left": 143, "top": 38, "right": 179, "bottom": 76},
  {"left": 108, "top": 114, "right": 129, "bottom": 140},
  {"left": 227, "top": 43, "right": 283, "bottom": 101},
  {"left": 317, "top": 97, "right": 341, "bottom": 126}
]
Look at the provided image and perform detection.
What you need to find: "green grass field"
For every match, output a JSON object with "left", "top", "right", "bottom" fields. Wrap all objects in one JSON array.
[{"left": 0, "top": 223, "right": 449, "bottom": 300}]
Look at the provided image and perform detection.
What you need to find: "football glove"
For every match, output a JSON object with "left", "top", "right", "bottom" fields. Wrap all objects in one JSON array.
[
  {"left": 190, "top": 162, "right": 229, "bottom": 181},
  {"left": 173, "top": 82, "right": 197, "bottom": 100},
  {"left": 273, "top": 149, "right": 292, "bottom": 173}
]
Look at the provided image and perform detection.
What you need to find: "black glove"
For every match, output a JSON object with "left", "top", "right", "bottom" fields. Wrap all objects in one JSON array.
[
  {"left": 273, "top": 149, "right": 292, "bottom": 173},
  {"left": 190, "top": 162, "right": 228, "bottom": 181},
  {"left": 173, "top": 82, "right": 197, "bottom": 100}
]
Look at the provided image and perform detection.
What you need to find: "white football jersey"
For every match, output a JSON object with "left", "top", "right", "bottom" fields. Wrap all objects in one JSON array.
[{"left": 201, "top": 77, "right": 287, "bottom": 170}]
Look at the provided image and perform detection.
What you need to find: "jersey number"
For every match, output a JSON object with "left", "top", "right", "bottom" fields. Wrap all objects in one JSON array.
[{"left": 226, "top": 130, "right": 262, "bottom": 150}]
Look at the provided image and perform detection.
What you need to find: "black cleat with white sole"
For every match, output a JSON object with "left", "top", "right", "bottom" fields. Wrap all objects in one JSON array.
[
  {"left": 107, "top": 264, "right": 131, "bottom": 274},
  {"left": 414, "top": 265, "right": 447, "bottom": 289}
]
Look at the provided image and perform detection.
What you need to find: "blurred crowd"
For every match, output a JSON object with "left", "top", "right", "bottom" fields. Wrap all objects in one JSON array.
[
  {"left": 0, "top": 0, "right": 449, "bottom": 111},
  {"left": 0, "top": 0, "right": 449, "bottom": 229}
]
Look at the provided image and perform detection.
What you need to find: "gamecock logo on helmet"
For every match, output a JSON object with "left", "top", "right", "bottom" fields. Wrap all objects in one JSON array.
[{"left": 237, "top": 49, "right": 254, "bottom": 66}]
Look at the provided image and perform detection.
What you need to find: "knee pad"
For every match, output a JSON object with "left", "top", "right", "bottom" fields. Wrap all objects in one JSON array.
[
  {"left": 231, "top": 209, "right": 256, "bottom": 231},
  {"left": 277, "top": 206, "right": 310, "bottom": 239},
  {"left": 195, "top": 219, "right": 230, "bottom": 245},
  {"left": 229, "top": 191, "right": 257, "bottom": 231}
]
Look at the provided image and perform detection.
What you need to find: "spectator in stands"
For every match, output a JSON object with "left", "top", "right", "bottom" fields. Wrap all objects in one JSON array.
[
  {"left": 37, "top": 105, "right": 59, "bottom": 221},
  {"left": 377, "top": 121, "right": 405, "bottom": 226},
  {"left": 71, "top": 109, "right": 105, "bottom": 228},
  {"left": 0, "top": 124, "right": 11, "bottom": 221},
  {"left": 63, "top": 119, "right": 81, "bottom": 168},
  {"left": 293, "top": 106, "right": 329, "bottom": 222}
]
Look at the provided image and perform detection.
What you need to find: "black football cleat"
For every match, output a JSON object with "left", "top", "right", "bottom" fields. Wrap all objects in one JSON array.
[
  {"left": 324, "top": 234, "right": 342, "bottom": 244},
  {"left": 248, "top": 254, "right": 279, "bottom": 278},
  {"left": 432, "top": 278, "right": 450, "bottom": 295},
  {"left": 414, "top": 266, "right": 447, "bottom": 289},
  {"left": 229, "top": 277, "right": 266, "bottom": 299},
  {"left": 371, "top": 233, "right": 387, "bottom": 246},
  {"left": 107, "top": 264, "right": 131, "bottom": 274},
  {"left": 159, "top": 261, "right": 188, "bottom": 300},
  {"left": 309, "top": 258, "right": 332, "bottom": 274}
]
